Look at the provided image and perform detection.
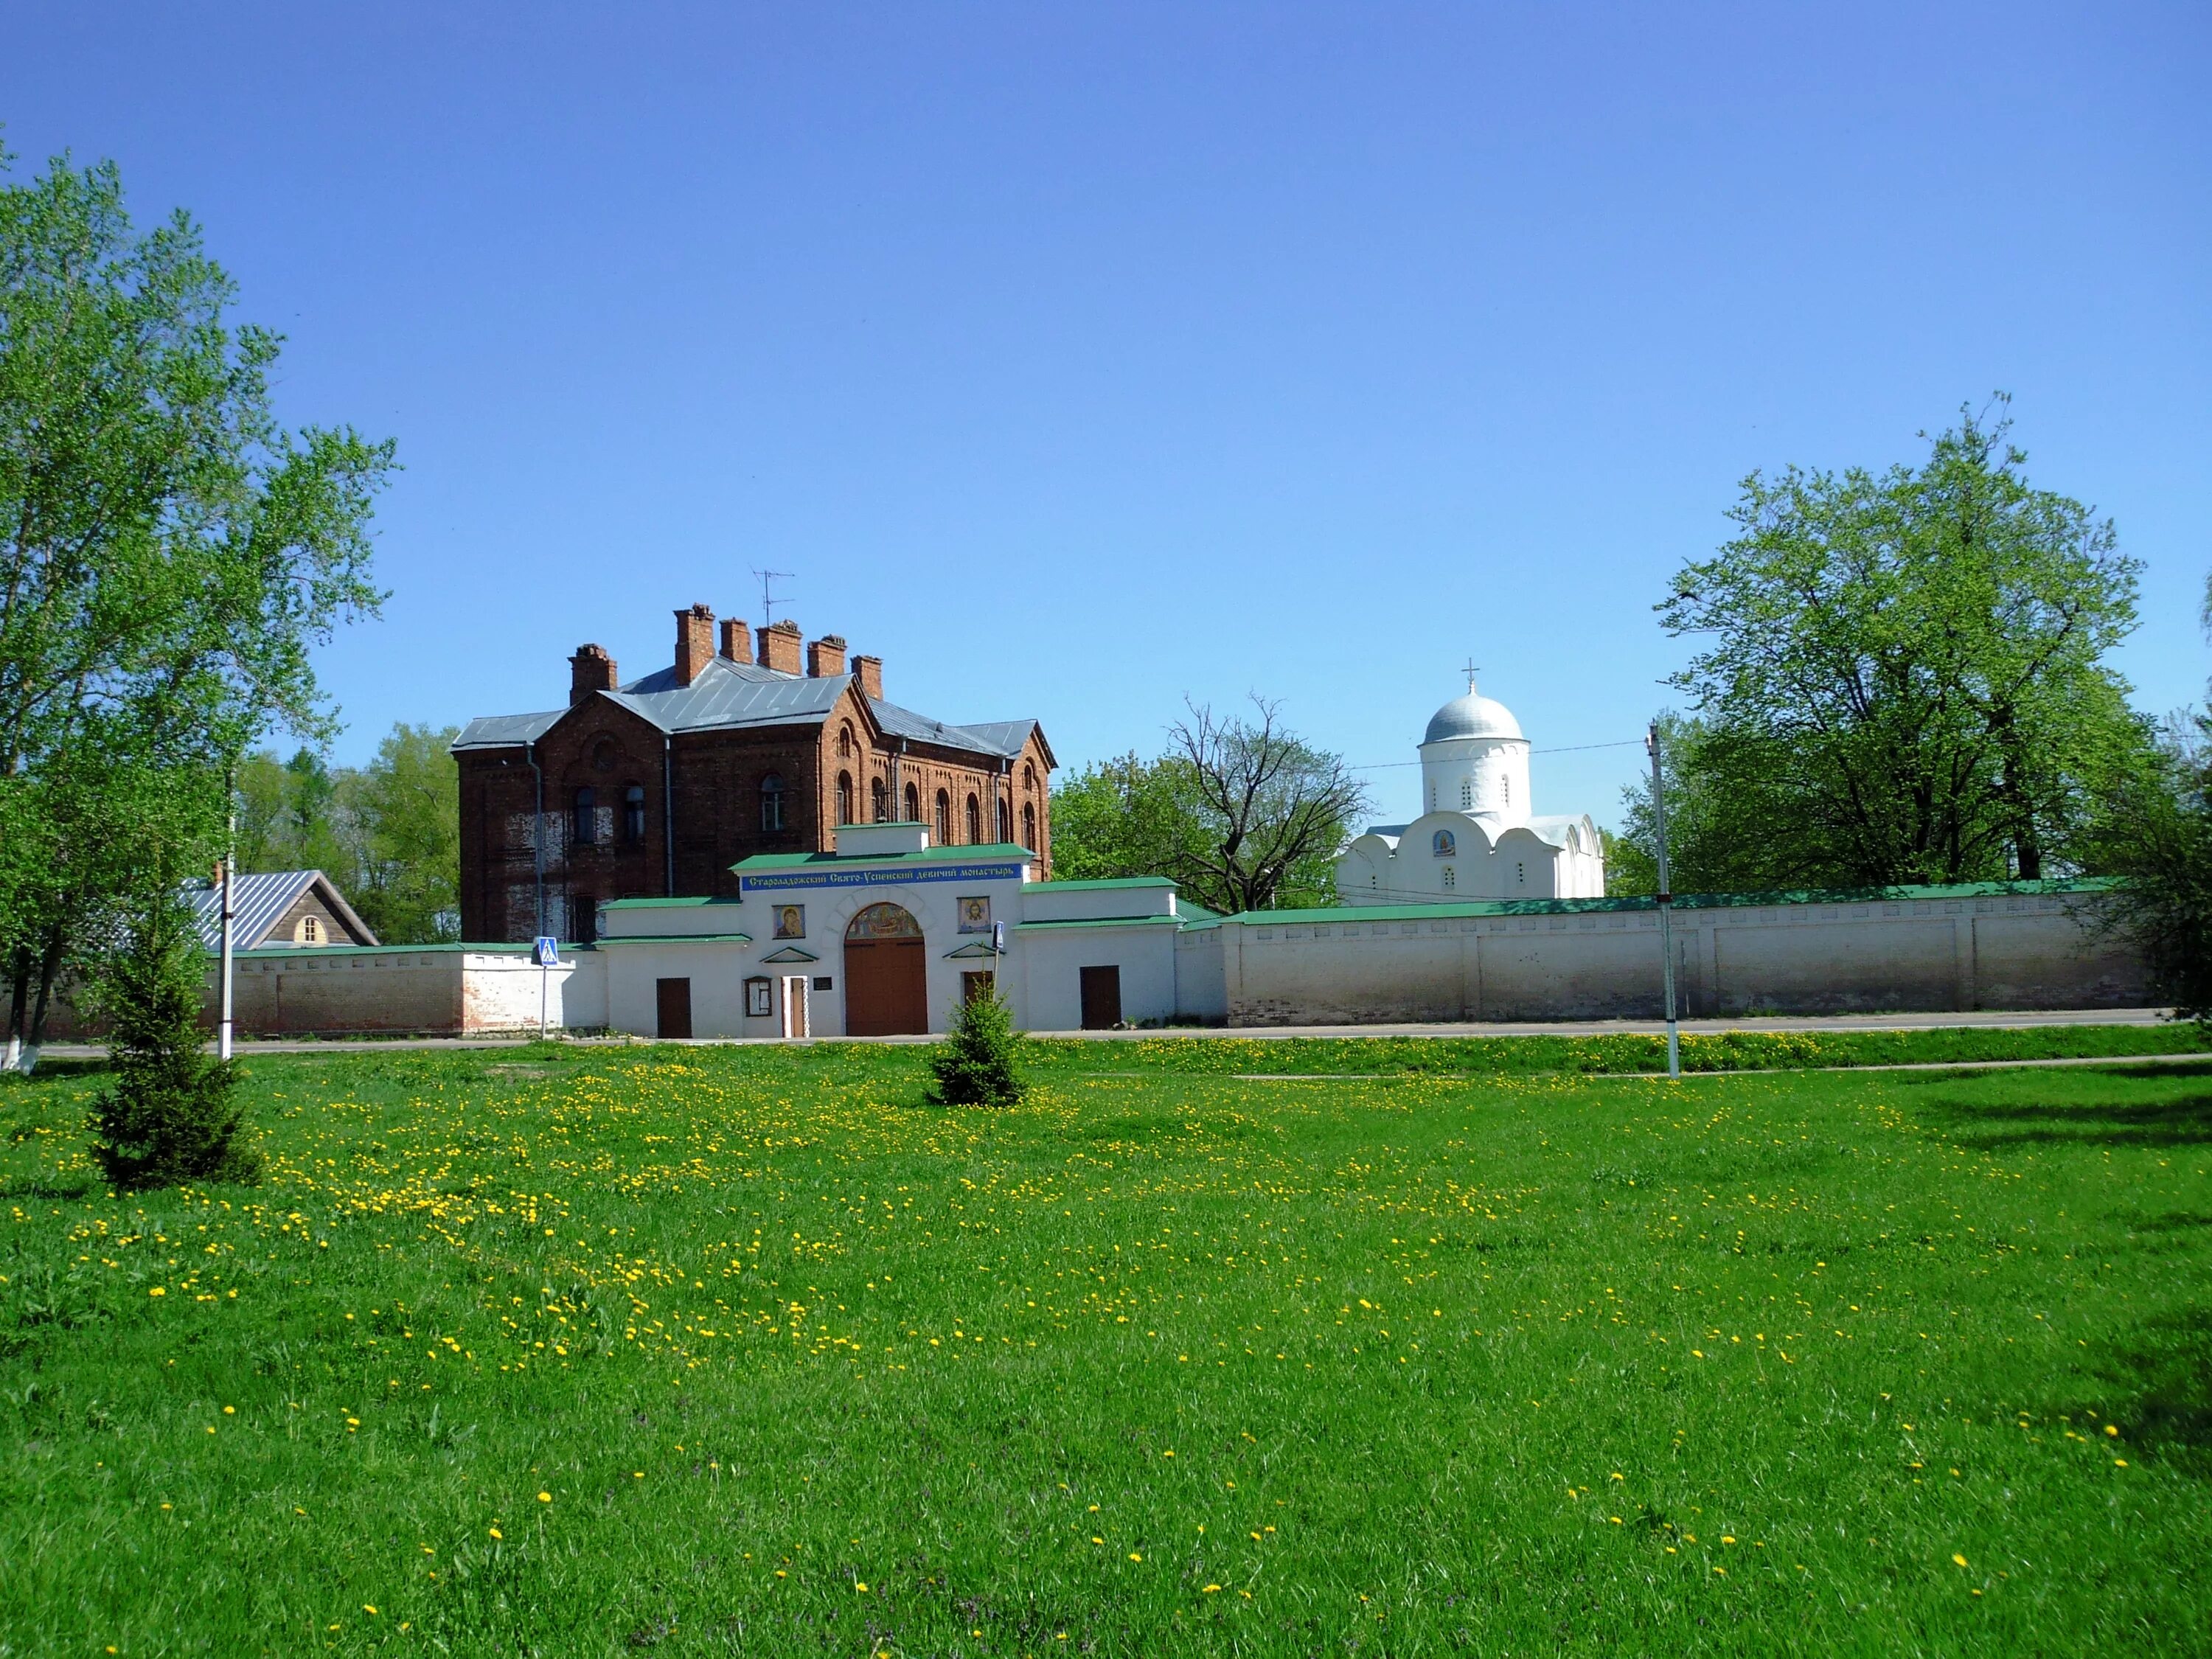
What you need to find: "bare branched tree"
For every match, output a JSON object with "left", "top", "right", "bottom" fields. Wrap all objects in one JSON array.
[{"left": 1165, "top": 696, "right": 1368, "bottom": 915}]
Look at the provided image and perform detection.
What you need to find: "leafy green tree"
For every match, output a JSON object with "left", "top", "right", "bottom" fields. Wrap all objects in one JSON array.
[
  {"left": 337, "top": 723, "right": 461, "bottom": 943},
  {"left": 1639, "top": 398, "right": 2154, "bottom": 891},
  {"left": 86, "top": 883, "right": 256, "bottom": 1189},
  {"left": 1050, "top": 700, "right": 1366, "bottom": 915},
  {"left": 2091, "top": 574, "right": 2212, "bottom": 1025},
  {"left": 1049, "top": 751, "right": 1208, "bottom": 885},
  {"left": 0, "top": 148, "right": 391, "bottom": 1066}
]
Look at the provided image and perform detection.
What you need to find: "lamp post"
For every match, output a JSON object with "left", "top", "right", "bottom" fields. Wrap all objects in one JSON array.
[
  {"left": 1646, "top": 722, "right": 1680, "bottom": 1080},
  {"left": 218, "top": 766, "right": 236, "bottom": 1062}
]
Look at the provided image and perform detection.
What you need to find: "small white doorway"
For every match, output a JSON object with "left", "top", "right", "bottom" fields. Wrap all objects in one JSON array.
[{"left": 779, "top": 975, "right": 810, "bottom": 1039}]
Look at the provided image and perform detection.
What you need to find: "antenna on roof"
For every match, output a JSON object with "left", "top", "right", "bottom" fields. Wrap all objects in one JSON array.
[
  {"left": 1462, "top": 658, "right": 1481, "bottom": 695},
  {"left": 752, "top": 568, "right": 795, "bottom": 626}
]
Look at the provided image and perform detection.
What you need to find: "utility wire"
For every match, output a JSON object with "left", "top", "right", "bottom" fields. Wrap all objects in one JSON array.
[{"left": 1348, "top": 737, "right": 1646, "bottom": 771}]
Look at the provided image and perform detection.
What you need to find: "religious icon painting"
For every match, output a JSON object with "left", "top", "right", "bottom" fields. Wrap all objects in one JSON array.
[
  {"left": 957, "top": 895, "right": 992, "bottom": 933},
  {"left": 773, "top": 903, "right": 805, "bottom": 940},
  {"left": 1432, "top": 830, "right": 1457, "bottom": 858}
]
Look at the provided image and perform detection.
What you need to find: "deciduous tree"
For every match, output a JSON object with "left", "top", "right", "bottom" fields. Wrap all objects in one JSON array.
[
  {"left": 0, "top": 149, "right": 391, "bottom": 1067},
  {"left": 1638, "top": 399, "right": 2152, "bottom": 891}
]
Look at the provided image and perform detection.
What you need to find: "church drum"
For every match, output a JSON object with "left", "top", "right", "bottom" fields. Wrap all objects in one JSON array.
[{"left": 842, "top": 902, "right": 928, "bottom": 1036}]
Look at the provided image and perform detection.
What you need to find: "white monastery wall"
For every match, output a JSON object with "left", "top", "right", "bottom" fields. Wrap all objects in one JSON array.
[
  {"left": 1015, "top": 923, "right": 1180, "bottom": 1031},
  {"left": 1218, "top": 890, "right": 2144, "bottom": 1025}
]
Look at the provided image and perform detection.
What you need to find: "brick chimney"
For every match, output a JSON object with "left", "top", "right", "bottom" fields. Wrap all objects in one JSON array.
[
  {"left": 719, "top": 617, "right": 753, "bottom": 664},
  {"left": 852, "top": 654, "right": 883, "bottom": 700},
  {"left": 757, "top": 618, "right": 804, "bottom": 675},
  {"left": 807, "top": 633, "right": 848, "bottom": 678},
  {"left": 569, "top": 643, "right": 618, "bottom": 705},
  {"left": 673, "top": 604, "right": 714, "bottom": 686}
]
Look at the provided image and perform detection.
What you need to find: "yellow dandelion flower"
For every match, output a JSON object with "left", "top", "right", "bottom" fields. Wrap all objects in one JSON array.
[
  {"left": 538, "top": 1491, "right": 552, "bottom": 1503},
  {"left": 1952, "top": 1554, "right": 1968, "bottom": 1568},
  {"left": 1129, "top": 1552, "right": 1142, "bottom": 1562}
]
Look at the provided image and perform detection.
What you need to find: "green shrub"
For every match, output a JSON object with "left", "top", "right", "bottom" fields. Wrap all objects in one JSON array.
[
  {"left": 86, "top": 897, "right": 257, "bottom": 1189},
  {"left": 928, "top": 988, "right": 1026, "bottom": 1106}
]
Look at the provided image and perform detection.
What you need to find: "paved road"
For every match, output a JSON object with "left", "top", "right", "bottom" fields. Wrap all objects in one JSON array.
[{"left": 28, "top": 1006, "right": 2181, "bottom": 1061}]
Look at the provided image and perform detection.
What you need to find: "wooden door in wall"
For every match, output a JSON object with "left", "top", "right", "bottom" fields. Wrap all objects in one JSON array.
[
  {"left": 1079, "top": 965, "right": 1122, "bottom": 1030},
  {"left": 843, "top": 903, "right": 928, "bottom": 1035},
  {"left": 655, "top": 978, "right": 692, "bottom": 1040}
]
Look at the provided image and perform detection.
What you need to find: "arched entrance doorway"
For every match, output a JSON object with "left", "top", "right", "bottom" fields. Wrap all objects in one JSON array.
[{"left": 843, "top": 902, "right": 928, "bottom": 1035}]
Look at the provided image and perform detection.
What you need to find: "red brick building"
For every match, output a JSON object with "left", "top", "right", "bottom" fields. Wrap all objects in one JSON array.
[{"left": 453, "top": 605, "right": 1054, "bottom": 943}]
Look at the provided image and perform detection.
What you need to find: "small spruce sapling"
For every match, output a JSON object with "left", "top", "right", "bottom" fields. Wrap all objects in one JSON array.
[
  {"left": 928, "top": 987, "right": 1026, "bottom": 1106},
  {"left": 87, "top": 894, "right": 258, "bottom": 1189}
]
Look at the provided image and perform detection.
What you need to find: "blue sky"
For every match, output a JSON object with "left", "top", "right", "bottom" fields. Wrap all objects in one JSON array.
[{"left": 4, "top": 3, "right": 2206, "bottom": 827}]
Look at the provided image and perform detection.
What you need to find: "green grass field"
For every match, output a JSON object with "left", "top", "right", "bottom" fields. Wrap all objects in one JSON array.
[{"left": 3, "top": 1035, "right": 2207, "bottom": 1655}]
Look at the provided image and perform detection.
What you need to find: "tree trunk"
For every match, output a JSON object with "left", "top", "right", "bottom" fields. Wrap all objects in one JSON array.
[
  {"left": 21, "top": 925, "right": 66, "bottom": 1075},
  {"left": 4, "top": 946, "right": 27, "bottom": 1074}
]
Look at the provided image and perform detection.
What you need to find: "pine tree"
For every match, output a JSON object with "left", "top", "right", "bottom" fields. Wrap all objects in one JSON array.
[
  {"left": 928, "top": 987, "right": 1026, "bottom": 1106},
  {"left": 87, "top": 895, "right": 258, "bottom": 1189}
]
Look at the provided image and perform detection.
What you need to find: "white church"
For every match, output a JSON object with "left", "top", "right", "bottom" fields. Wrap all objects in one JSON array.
[{"left": 1335, "top": 677, "right": 1607, "bottom": 905}]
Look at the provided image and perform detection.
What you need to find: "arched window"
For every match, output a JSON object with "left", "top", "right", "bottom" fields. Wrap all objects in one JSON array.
[
  {"left": 903, "top": 782, "right": 919, "bottom": 822},
  {"left": 1431, "top": 829, "right": 1456, "bottom": 858},
  {"left": 838, "top": 726, "right": 855, "bottom": 759},
  {"left": 871, "top": 776, "right": 888, "bottom": 822},
  {"left": 1022, "top": 801, "right": 1037, "bottom": 850},
  {"left": 835, "top": 771, "right": 854, "bottom": 826},
  {"left": 997, "top": 796, "right": 1012, "bottom": 842},
  {"left": 934, "top": 789, "right": 951, "bottom": 844},
  {"left": 760, "top": 772, "right": 785, "bottom": 832},
  {"left": 1459, "top": 779, "right": 1473, "bottom": 809},
  {"left": 965, "top": 793, "right": 981, "bottom": 844},
  {"left": 572, "top": 786, "right": 596, "bottom": 846},
  {"left": 1023, "top": 762, "right": 1035, "bottom": 791},
  {"left": 623, "top": 784, "right": 646, "bottom": 844}
]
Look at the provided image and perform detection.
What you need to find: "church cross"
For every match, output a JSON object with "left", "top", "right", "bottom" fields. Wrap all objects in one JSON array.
[{"left": 1462, "top": 658, "right": 1481, "bottom": 695}]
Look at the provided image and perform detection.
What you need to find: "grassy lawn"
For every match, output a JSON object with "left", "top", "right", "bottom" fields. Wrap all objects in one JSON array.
[{"left": 1, "top": 1039, "right": 2206, "bottom": 1655}]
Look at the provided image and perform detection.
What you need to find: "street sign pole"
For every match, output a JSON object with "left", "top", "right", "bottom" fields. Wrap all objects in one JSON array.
[
  {"left": 534, "top": 935, "right": 560, "bottom": 1039},
  {"left": 1646, "top": 722, "right": 1680, "bottom": 1080}
]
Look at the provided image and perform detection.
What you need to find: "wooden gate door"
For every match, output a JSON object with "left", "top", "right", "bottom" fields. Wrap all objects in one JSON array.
[
  {"left": 1079, "top": 965, "right": 1122, "bottom": 1030},
  {"left": 844, "top": 903, "right": 928, "bottom": 1035},
  {"left": 655, "top": 977, "right": 692, "bottom": 1039}
]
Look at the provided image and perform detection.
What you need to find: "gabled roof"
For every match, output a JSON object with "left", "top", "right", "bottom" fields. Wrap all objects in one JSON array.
[
  {"left": 452, "top": 656, "right": 1048, "bottom": 765},
  {"left": 184, "top": 871, "right": 378, "bottom": 950}
]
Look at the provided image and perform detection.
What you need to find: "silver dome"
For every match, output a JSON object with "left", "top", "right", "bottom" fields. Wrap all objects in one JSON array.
[{"left": 1422, "top": 691, "right": 1524, "bottom": 745}]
